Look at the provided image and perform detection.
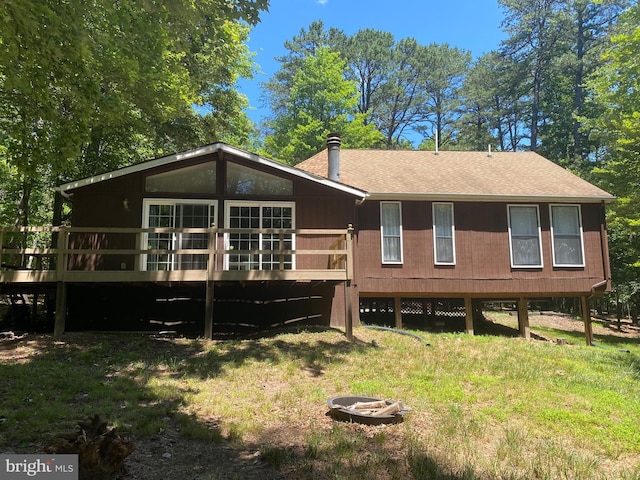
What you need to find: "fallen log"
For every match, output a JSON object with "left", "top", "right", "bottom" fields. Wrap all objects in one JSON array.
[
  {"left": 347, "top": 400, "right": 388, "bottom": 410},
  {"left": 371, "top": 401, "right": 402, "bottom": 417}
]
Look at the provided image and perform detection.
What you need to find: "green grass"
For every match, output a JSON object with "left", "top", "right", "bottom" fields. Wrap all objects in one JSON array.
[{"left": 1, "top": 324, "right": 639, "bottom": 479}]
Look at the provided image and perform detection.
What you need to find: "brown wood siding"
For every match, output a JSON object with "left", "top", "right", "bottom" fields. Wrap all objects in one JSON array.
[
  {"left": 67, "top": 152, "right": 358, "bottom": 272},
  {"left": 356, "top": 200, "right": 608, "bottom": 297},
  {"left": 295, "top": 184, "right": 357, "bottom": 270},
  {"left": 71, "top": 173, "right": 145, "bottom": 228},
  {"left": 69, "top": 174, "right": 144, "bottom": 271}
]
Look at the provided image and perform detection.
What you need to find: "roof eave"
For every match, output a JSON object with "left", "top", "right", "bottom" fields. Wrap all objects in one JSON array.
[
  {"left": 57, "top": 143, "right": 226, "bottom": 192},
  {"left": 365, "top": 192, "right": 616, "bottom": 203},
  {"left": 56, "top": 143, "right": 367, "bottom": 200}
]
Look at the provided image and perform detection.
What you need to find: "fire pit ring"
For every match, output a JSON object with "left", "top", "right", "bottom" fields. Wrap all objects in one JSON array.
[{"left": 327, "top": 395, "right": 410, "bottom": 425}]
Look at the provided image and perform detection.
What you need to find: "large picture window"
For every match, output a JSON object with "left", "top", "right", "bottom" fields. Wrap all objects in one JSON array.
[
  {"left": 142, "top": 200, "right": 216, "bottom": 271},
  {"left": 225, "top": 202, "right": 295, "bottom": 270},
  {"left": 550, "top": 204, "right": 584, "bottom": 267},
  {"left": 380, "top": 202, "right": 403, "bottom": 264},
  {"left": 433, "top": 202, "right": 455, "bottom": 265},
  {"left": 226, "top": 162, "right": 293, "bottom": 195},
  {"left": 508, "top": 205, "right": 543, "bottom": 268},
  {"left": 145, "top": 162, "right": 216, "bottom": 194}
]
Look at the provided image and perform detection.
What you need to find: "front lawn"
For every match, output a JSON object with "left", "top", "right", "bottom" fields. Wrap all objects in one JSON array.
[{"left": 1, "top": 317, "right": 639, "bottom": 479}]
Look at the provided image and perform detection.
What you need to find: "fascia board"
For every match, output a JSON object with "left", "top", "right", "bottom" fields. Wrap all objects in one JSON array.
[
  {"left": 56, "top": 143, "right": 368, "bottom": 200},
  {"left": 365, "top": 192, "right": 616, "bottom": 203}
]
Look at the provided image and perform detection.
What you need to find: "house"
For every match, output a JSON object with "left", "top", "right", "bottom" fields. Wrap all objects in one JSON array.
[
  {"left": 296, "top": 135, "right": 614, "bottom": 343},
  {"left": 0, "top": 136, "right": 613, "bottom": 343},
  {"left": 0, "top": 142, "right": 365, "bottom": 338}
]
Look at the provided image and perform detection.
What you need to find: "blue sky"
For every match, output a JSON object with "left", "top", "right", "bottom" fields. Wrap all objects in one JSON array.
[{"left": 239, "top": 0, "right": 508, "bottom": 124}]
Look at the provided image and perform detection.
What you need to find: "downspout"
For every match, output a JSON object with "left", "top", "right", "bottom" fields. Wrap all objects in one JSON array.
[
  {"left": 590, "top": 279, "right": 608, "bottom": 297},
  {"left": 587, "top": 201, "right": 611, "bottom": 307},
  {"left": 598, "top": 200, "right": 611, "bottom": 293},
  {"left": 583, "top": 202, "right": 612, "bottom": 346}
]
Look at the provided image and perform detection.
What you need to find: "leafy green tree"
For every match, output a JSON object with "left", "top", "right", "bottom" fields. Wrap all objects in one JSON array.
[
  {"left": 0, "top": 0, "right": 268, "bottom": 227},
  {"left": 498, "top": 0, "right": 627, "bottom": 157},
  {"left": 261, "top": 20, "right": 347, "bottom": 125},
  {"left": 447, "top": 50, "right": 531, "bottom": 152},
  {"left": 371, "top": 38, "right": 430, "bottom": 148},
  {"left": 585, "top": 4, "right": 640, "bottom": 318},
  {"left": 264, "top": 47, "right": 382, "bottom": 164},
  {"left": 345, "top": 36, "right": 470, "bottom": 149},
  {"left": 455, "top": 53, "right": 502, "bottom": 151},
  {"left": 538, "top": 0, "right": 629, "bottom": 168}
]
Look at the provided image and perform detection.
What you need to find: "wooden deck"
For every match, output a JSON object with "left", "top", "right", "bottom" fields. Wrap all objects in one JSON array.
[{"left": 0, "top": 225, "right": 355, "bottom": 339}]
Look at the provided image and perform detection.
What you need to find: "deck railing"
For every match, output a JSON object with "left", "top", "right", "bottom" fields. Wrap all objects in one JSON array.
[{"left": 0, "top": 225, "right": 354, "bottom": 284}]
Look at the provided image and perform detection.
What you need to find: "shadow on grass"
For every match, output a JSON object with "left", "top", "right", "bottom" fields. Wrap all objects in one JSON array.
[
  {"left": 252, "top": 422, "right": 487, "bottom": 480},
  {"left": 0, "top": 330, "right": 360, "bottom": 478},
  {"left": 0, "top": 327, "right": 495, "bottom": 479},
  {"left": 181, "top": 326, "right": 372, "bottom": 379},
  {"left": 0, "top": 328, "right": 382, "bottom": 478},
  {"left": 400, "top": 314, "right": 552, "bottom": 341}
]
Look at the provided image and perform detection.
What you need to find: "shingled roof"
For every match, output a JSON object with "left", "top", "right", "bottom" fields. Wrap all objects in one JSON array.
[{"left": 296, "top": 149, "right": 614, "bottom": 203}]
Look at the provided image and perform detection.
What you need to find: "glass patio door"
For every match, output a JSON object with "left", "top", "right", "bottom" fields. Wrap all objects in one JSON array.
[
  {"left": 226, "top": 203, "right": 294, "bottom": 270},
  {"left": 144, "top": 201, "right": 215, "bottom": 271}
]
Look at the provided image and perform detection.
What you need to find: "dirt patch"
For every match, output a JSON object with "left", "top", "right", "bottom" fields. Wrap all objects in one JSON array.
[{"left": 120, "top": 421, "right": 283, "bottom": 480}]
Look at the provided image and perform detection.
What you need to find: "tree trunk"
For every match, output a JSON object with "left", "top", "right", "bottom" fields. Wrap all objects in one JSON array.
[
  {"left": 572, "top": 9, "right": 586, "bottom": 158},
  {"left": 15, "top": 180, "right": 32, "bottom": 268},
  {"left": 16, "top": 180, "right": 31, "bottom": 228},
  {"left": 530, "top": 65, "right": 541, "bottom": 152}
]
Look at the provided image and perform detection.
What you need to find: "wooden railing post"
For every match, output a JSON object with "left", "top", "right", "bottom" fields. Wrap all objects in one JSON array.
[
  {"left": 345, "top": 224, "right": 354, "bottom": 282},
  {"left": 204, "top": 224, "right": 217, "bottom": 340},
  {"left": 278, "top": 231, "right": 285, "bottom": 270},
  {"left": 134, "top": 232, "right": 141, "bottom": 271},
  {"left": 54, "top": 227, "right": 69, "bottom": 339}
]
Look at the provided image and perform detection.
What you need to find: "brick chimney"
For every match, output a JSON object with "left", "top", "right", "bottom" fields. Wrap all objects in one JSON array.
[{"left": 327, "top": 133, "right": 341, "bottom": 182}]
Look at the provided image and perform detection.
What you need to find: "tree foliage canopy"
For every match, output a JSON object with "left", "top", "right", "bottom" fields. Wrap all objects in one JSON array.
[
  {"left": 4, "top": 0, "right": 640, "bottom": 318},
  {"left": 0, "top": 0, "right": 268, "bottom": 225},
  {"left": 584, "top": 4, "right": 640, "bottom": 308},
  {"left": 264, "top": 46, "right": 382, "bottom": 164}
]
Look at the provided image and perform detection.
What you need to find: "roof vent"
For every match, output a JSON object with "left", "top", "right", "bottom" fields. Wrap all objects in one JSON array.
[{"left": 327, "top": 133, "right": 341, "bottom": 182}]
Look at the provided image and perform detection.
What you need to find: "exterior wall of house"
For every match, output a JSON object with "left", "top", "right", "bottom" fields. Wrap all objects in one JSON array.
[
  {"left": 62, "top": 151, "right": 610, "bottom": 332},
  {"left": 354, "top": 200, "right": 609, "bottom": 298},
  {"left": 63, "top": 151, "right": 359, "bottom": 331},
  {"left": 68, "top": 152, "right": 359, "bottom": 271}
]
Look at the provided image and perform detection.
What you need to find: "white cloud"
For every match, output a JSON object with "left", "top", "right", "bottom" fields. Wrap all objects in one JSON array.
[{"left": 317, "top": 0, "right": 328, "bottom": 5}]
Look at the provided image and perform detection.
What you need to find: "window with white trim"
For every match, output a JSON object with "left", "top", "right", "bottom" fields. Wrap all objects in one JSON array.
[
  {"left": 225, "top": 202, "right": 295, "bottom": 270},
  {"left": 508, "top": 205, "right": 543, "bottom": 268},
  {"left": 433, "top": 202, "right": 455, "bottom": 265},
  {"left": 550, "top": 204, "right": 585, "bottom": 267},
  {"left": 380, "top": 202, "right": 403, "bottom": 264},
  {"left": 142, "top": 199, "right": 216, "bottom": 271}
]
